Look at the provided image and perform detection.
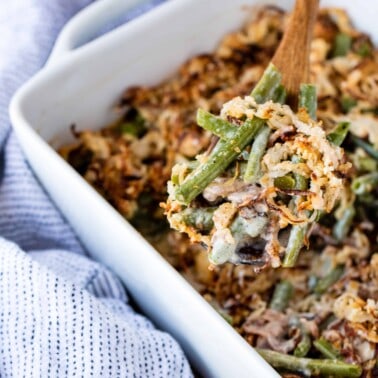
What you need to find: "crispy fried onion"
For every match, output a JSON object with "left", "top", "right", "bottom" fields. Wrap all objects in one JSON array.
[
  {"left": 222, "top": 97, "right": 349, "bottom": 219},
  {"left": 334, "top": 293, "right": 378, "bottom": 343},
  {"left": 342, "top": 61, "right": 378, "bottom": 106},
  {"left": 243, "top": 309, "right": 297, "bottom": 353},
  {"left": 163, "top": 195, "right": 211, "bottom": 246}
]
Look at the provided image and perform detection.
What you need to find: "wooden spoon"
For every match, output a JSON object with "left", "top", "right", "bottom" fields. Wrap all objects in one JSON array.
[{"left": 271, "top": 0, "right": 319, "bottom": 107}]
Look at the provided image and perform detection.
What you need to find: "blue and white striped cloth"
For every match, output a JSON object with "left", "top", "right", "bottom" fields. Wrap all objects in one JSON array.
[{"left": 0, "top": 1, "right": 192, "bottom": 376}]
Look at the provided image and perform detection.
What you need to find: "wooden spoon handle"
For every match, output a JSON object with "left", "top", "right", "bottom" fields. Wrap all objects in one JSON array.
[{"left": 272, "top": 0, "right": 319, "bottom": 106}]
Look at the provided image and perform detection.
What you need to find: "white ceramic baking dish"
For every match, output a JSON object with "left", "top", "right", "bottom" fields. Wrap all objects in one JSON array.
[{"left": 9, "top": 0, "right": 376, "bottom": 376}]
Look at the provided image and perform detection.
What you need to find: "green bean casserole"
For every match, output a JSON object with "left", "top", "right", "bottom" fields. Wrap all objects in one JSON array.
[{"left": 60, "top": 7, "right": 378, "bottom": 377}]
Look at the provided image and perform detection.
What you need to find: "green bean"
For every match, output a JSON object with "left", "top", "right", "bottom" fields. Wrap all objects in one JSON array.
[
  {"left": 314, "top": 265, "right": 344, "bottom": 295},
  {"left": 361, "top": 107, "right": 378, "bottom": 116},
  {"left": 289, "top": 85, "right": 314, "bottom": 276},
  {"left": 272, "top": 84, "right": 287, "bottom": 104},
  {"left": 352, "top": 172, "right": 378, "bottom": 195},
  {"left": 356, "top": 41, "right": 372, "bottom": 57},
  {"left": 291, "top": 156, "right": 308, "bottom": 190},
  {"left": 282, "top": 223, "right": 308, "bottom": 268},
  {"left": 355, "top": 156, "right": 377, "bottom": 173},
  {"left": 230, "top": 215, "right": 267, "bottom": 239},
  {"left": 294, "top": 333, "right": 311, "bottom": 358},
  {"left": 313, "top": 210, "right": 324, "bottom": 222},
  {"left": 175, "top": 207, "right": 215, "bottom": 232},
  {"left": 294, "top": 174, "right": 308, "bottom": 190},
  {"left": 291, "top": 318, "right": 311, "bottom": 357},
  {"left": 351, "top": 135, "right": 378, "bottom": 160},
  {"left": 299, "top": 84, "right": 317, "bottom": 120},
  {"left": 242, "top": 66, "right": 284, "bottom": 184},
  {"left": 332, "top": 33, "right": 352, "bottom": 57},
  {"left": 175, "top": 64, "right": 282, "bottom": 204},
  {"left": 314, "top": 337, "right": 341, "bottom": 360},
  {"left": 226, "top": 160, "right": 248, "bottom": 179},
  {"left": 293, "top": 83, "right": 314, "bottom": 277},
  {"left": 351, "top": 154, "right": 378, "bottom": 172},
  {"left": 196, "top": 108, "right": 236, "bottom": 140},
  {"left": 291, "top": 91, "right": 314, "bottom": 283},
  {"left": 327, "top": 122, "right": 350, "bottom": 146},
  {"left": 187, "top": 160, "right": 199, "bottom": 170},
  {"left": 319, "top": 314, "right": 337, "bottom": 332},
  {"left": 273, "top": 175, "right": 296, "bottom": 190},
  {"left": 340, "top": 96, "right": 357, "bottom": 113},
  {"left": 244, "top": 125, "right": 271, "bottom": 183},
  {"left": 333, "top": 205, "right": 356, "bottom": 241},
  {"left": 171, "top": 161, "right": 199, "bottom": 185},
  {"left": 281, "top": 154, "right": 310, "bottom": 267},
  {"left": 284, "top": 217, "right": 310, "bottom": 261},
  {"left": 250, "top": 63, "right": 282, "bottom": 104},
  {"left": 257, "top": 349, "right": 362, "bottom": 377},
  {"left": 175, "top": 117, "right": 265, "bottom": 204},
  {"left": 120, "top": 122, "right": 140, "bottom": 136},
  {"left": 209, "top": 228, "right": 242, "bottom": 265},
  {"left": 119, "top": 121, "right": 146, "bottom": 137},
  {"left": 243, "top": 66, "right": 284, "bottom": 184},
  {"left": 119, "top": 112, "right": 146, "bottom": 137},
  {"left": 170, "top": 173, "right": 180, "bottom": 186},
  {"left": 269, "top": 280, "right": 293, "bottom": 311}
]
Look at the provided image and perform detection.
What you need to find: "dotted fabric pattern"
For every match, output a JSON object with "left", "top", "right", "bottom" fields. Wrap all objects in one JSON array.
[
  {"left": 0, "top": 0, "right": 193, "bottom": 376},
  {"left": 0, "top": 239, "right": 192, "bottom": 377}
]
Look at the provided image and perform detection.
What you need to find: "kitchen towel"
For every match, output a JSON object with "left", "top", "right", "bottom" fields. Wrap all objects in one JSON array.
[{"left": 0, "top": 0, "right": 192, "bottom": 376}]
